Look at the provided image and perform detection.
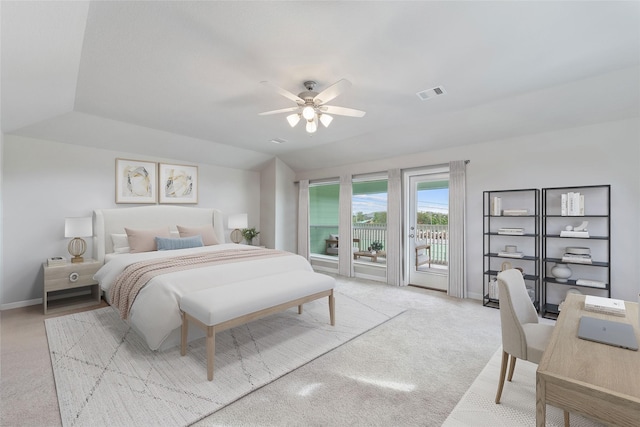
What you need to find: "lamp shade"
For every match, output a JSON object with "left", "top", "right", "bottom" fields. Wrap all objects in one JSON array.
[
  {"left": 228, "top": 213, "right": 248, "bottom": 230},
  {"left": 64, "top": 217, "right": 92, "bottom": 238}
]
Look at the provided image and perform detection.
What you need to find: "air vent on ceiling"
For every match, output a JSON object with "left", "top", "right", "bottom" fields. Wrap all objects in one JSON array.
[
  {"left": 416, "top": 86, "right": 446, "bottom": 101},
  {"left": 269, "top": 138, "right": 287, "bottom": 144}
]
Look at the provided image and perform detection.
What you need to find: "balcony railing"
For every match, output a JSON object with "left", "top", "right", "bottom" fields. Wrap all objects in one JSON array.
[{"left": 310, "top": 223, "right": 449, "bottom": 266}]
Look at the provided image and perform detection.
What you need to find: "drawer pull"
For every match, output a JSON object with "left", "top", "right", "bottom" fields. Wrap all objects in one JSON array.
[{"left": 69, "top": 272, "right": 79, "bottom": 282}]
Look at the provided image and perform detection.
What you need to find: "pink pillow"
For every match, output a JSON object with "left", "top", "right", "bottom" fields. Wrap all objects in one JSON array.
[
  {"left": 125, "top": 227, "right": 171, "bottom": 253},
  {"left": 177, "top": 224, "right": 219, "bottom": 246}
]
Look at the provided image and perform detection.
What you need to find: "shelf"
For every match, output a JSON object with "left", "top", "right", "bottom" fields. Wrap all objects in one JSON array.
[
  {"left": 483, "top": 188, "right": 540, "bottom": 311},
  {"left": 542, "top": 277, "right": 609, "bottom": 290},
  {"left": 544, "top": 257, "right": 608, "bottom": 268},
  {"left": 543, "top": 234, "right": 608, "bottom": 240},
  {"left": 541, "top": 185, "right": 610, "bottom": 320},
  {"left": 486, "top": 253, "right": 537, "bottom": 261}
]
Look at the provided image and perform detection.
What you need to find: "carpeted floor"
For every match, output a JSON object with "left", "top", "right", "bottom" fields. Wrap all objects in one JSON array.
[
  {"left": 443, "top": 348, "right": 605, "bottom": 427},
  {"left": 45, "top": 286, "right": 404, "bottom": 427},
  {"left": 2, "top": 277, "right": 504, "bottom": 426}
]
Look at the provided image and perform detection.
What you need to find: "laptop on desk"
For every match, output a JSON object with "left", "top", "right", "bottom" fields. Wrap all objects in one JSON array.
[{"left": 578, "top": 316, "right": 639, "bottom": 351}]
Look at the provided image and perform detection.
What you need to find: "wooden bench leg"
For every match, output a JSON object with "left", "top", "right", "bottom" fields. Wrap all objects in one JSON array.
[
  {"left": 329, "top": 291, "right": 335, "bottom": 326},
  {"left": 298, "top": 304, "right": 303, "bottom": 314},
  {"left": 207, "top": 326, "right": 215, "bottom": 381},
  {"left": 180, "top": 311, "right": 188, "bottom": 356}
]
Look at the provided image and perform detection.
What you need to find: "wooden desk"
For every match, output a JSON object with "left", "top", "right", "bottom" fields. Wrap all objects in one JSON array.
[{"left": 536, "top": 293, "right": 640, "bottom": 426}]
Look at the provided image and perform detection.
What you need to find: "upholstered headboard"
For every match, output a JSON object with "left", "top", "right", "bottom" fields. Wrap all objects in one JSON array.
[{"left": 93, "top": 205, "right": 225, "bottom": 263}]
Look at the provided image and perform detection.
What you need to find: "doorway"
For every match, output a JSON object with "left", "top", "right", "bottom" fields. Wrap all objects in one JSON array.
[{"left": 406, "top": 170, "right": 449, "bottom": 290}]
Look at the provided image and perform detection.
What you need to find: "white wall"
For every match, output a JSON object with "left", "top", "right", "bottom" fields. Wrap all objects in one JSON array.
[
  {"left": 260, "top": 157, "right": 297, "bottom": 252},
  {"left": 296, "top": 118, "right": 640, "bottom": 302},
  {"left": 1, "top": 135, "right": 261, "bottom": 308}
]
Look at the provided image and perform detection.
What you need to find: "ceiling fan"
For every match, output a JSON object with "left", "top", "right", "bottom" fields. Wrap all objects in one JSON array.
[{"left": 259, "top": 79, "right": 366, "bottom": 133}]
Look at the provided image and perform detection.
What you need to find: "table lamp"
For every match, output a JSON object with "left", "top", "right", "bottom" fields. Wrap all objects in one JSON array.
[
  {"left": 65, "top": 217, "right": 92, "bottom": 263},
  {"left": 228, "top": 213, "right": 247, "bottom": 244}
]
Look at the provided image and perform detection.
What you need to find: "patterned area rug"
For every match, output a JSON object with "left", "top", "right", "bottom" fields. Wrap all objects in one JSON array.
[
  {"left": 46, "top": 291, "right": 404, "bottom": 427},
  {"left": 443, "top": 348, "right": 604, "bottom": 427}
]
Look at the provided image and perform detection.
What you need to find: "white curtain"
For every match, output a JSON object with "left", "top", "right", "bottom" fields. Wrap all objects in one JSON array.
[
  {"left": 297, "top": 180, "right": 310, "bottom": 260},
  {"left": 448, "top": 160, "right": 467, "bottom": 298},
  {"left": 338, "top": 174, "right": 353, "bottom": 277},
  {"left": 386, "top": 168, "right": 403, "bottom": 286}
]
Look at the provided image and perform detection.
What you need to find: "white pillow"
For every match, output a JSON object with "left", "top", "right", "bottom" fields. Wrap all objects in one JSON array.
[{"left": 111, "top": 233, "right": 130, "bottom": 253}]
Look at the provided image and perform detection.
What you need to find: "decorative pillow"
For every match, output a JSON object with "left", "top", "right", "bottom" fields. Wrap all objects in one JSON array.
[
  {"left": 177, "top": 224, "right": 220, "bottom": 246},
  {"left": 125, "top": 226, "right": 171, "bottom": 253},
  {"left": 111, "top": 233, "right": 130, "bottom": 253},
  {"left": 156, "top": 235, "right": 204, "bottom": 251},
  {"left": 329, "top": 234, "right": 339, "bottom": 248}
]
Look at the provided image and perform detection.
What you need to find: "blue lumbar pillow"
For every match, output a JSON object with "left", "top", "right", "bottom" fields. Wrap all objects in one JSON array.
[{"left": 155, "top": 235, "right": 204, "bottom": 251}]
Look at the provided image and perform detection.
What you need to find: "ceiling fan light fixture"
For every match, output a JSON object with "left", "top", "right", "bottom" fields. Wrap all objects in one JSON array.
[
  {"left": 306, "top": 118, "right": 318, "bottom": 133},
  {"left": 319, "top": 114, "right": 333, "bottom": 128},
  {"left": 286, "top": 113, "right": 301, "bottom": 127},
  {"left": 302, "top": 105, "right": 315, "bottom": 120}
]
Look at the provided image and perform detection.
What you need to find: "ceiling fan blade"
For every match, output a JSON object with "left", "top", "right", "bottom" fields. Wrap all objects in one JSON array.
[
  {"left": 258, "top": 106, "right": 300, "bottom": 116},
  {"left": 320, "top": 105, "right": 366, "bottom": 118},
  {"left": 261, "top": 81, "right": 304, "bottom": 103},
  {"left": 314, "top": 79, "right": 351, "bottom": 105}
]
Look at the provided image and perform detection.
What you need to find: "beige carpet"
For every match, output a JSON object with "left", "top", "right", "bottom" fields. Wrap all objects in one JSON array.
[
  {"left": 443, "top": 348, "right": 605, "bottom": 427},
  {"left": 45, "top": 290, "right": 404, "bottom": 427}
]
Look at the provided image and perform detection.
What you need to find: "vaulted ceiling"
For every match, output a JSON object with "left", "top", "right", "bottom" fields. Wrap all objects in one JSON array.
[{"left": 2, "top": 1, "right": 639, "bottom": 172}]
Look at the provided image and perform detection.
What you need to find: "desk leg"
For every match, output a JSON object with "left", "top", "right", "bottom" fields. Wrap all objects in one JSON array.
[{"left": 536, "top": 373, "right": 546, "bottom": 427}]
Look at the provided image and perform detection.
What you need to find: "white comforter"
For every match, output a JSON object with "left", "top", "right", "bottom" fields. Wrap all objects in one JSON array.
[{"left": 94, "top": 244, "right": 312, "bottom": 350}]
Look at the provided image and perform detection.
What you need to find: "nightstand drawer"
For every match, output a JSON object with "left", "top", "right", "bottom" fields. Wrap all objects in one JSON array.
[{"left": 43, "top": 261, "right": 101, "bottom": 291}]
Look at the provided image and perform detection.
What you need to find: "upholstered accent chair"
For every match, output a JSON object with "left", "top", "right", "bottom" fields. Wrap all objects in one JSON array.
[{"left": 495, "top": 269, "right": 553, "bottom": 399}]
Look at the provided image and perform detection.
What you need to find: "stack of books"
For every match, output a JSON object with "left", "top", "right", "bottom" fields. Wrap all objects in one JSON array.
[
  {"left": 47, "top": 256, "right": 67, "bottom": 266},
  {"left": 562, "top": 253, "right": 592, "bottom": 263},
  {"left": 584, "top": 295, "right": 626, "bottom": 317},
  {"left": 503, "top": 209, "right": 528, "bottom": 216},
  {"left": 497, "top": 227, "right": 524, "bottom": 235},
  {"left": 497, "top": 250, "right": 524, "bottom": 258},
  {"left": 561, "top": 192, "right": 585, "bottom": 216},
  {"left": 562, "top": 247, "right": 592, "bottom": 264}
]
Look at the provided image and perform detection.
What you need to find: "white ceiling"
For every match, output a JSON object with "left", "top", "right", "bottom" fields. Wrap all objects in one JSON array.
[{"left": 2, "top": 1, "right": 639, "bottom": 172}]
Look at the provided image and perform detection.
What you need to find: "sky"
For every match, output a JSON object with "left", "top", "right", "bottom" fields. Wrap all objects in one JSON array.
[{"left": 353, "top": 188, "right": 449, "bottom": 215}]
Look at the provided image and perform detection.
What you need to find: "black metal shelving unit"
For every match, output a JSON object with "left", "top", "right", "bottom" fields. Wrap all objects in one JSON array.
[
  {"left": 541, "top": 185, "right": 611, "bottom": 319},
  {"left": 483, "top": 189, "right": 540, "bottom": 310}
]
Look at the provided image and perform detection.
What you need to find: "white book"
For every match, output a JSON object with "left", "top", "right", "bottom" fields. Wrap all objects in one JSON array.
[
  {"left": 560, "top": 230, "right": 590, "bottom": 238},
  {"left": 561, "top": 193, "right": 568, "bottom": 216},
  {"left": 579, "top": 194, "right": 585, "bottom": 216},
  {"left": 498, "top": 252, "right": 524, "bottom": 258},
  {"left": 584, "top": 295, "right": 626, "bottom": 316},
  {"left": 576, "top": 279, "right": 606, "bottom": 288}
]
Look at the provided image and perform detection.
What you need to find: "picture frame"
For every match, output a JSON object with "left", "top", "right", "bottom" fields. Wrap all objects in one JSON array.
[
  {"left": 115, "top": 158, "right": 157, "bottom": 204},
  {"left": 158, "top": 163, "right": 198, "bottom": 204}
]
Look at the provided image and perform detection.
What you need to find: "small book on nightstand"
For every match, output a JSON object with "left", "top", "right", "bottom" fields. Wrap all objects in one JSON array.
[{"left": 47, "top": 257, "right": 68, "bottom": 266}]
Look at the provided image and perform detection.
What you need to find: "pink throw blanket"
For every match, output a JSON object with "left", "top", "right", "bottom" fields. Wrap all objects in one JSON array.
[{"left": 110, "top": 248, "right": 289, "bottom": 319}]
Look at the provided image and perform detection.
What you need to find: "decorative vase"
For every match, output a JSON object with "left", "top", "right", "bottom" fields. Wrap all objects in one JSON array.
[{"left": 551, "top": 263, "right": 572, "bottom": 283}]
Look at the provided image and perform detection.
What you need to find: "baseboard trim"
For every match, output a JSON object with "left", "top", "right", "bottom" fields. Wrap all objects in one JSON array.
[{"left": 1, "top": 298, "right": 42, "bottom": 311}]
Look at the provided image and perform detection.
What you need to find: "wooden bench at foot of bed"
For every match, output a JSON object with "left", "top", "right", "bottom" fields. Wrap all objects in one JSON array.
[{"left": 179, "top": 270, "right": 336, "bottom": 380}]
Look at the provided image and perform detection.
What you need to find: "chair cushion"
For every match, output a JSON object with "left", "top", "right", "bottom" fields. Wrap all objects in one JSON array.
[{"left": 522, "top": 323, "right": 555, "bottom": 364}]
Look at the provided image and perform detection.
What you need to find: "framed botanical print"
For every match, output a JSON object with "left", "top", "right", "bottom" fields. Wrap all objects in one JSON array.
[
  {"left": 115, "top": 158, "right": 157, "bottom": 204},
  {"left": 158, "top": 163, "right": 198, "bottom": 204}
]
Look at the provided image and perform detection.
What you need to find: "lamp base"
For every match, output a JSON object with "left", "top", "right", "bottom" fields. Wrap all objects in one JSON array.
[
  {"left": 71, "top": 256, "right": 84, "bottom": 263},
  {"left": 230, "top": 229, "right": 243, "bottom": 244},
  {"left": 68, "top": 237, "right": 87, "bottom": 263}
]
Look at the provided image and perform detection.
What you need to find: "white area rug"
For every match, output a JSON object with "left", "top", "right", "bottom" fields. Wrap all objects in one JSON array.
[
  {"left": 443, "top": 348, "right": 604, "bottom": 427},
  {"left": 45, "top": 291, "right": 403, "bottom": 427}
]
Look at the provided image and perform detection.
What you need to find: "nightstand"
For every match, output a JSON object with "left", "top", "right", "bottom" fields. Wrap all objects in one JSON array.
[{"left": 43, "top": 259, "right": 102, "bottom": 314}]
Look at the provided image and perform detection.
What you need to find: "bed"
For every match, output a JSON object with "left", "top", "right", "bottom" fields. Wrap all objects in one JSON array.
[{"left": 92, "top": 205, "right": 318, "bottom": 350}]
